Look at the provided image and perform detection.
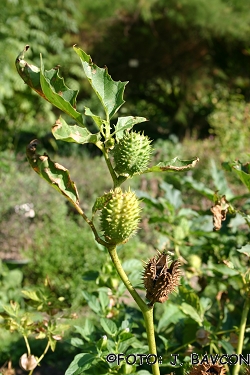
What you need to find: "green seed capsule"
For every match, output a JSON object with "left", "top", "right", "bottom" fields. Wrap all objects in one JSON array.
[
  {"left": 113, "top": 131, "right": 152, "bottom": 176},
  {"left": 100, "top": 188, "right": 141, "bottom": 245}
]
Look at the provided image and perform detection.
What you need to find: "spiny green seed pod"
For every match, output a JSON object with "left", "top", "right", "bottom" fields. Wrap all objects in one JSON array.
[
  {"left": 113, "top": 131, "right": 152, "bottom": 176},
  {"left": 100, "top": 188, "right": 141, "bottom": 245}
]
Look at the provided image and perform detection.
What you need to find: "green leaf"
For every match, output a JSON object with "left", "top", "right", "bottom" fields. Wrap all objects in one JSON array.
[
  {"left": 74, "top": 46, "right": 128, "bottom": 119},
  {"left": 118, "top": 337, "right": 137, "bottom": 353},
  {"left": 210, "top": 160, "right": 234, "bottom": 199},
  {"left": 1, "top": 302, "right": 19, "bottom": 318},
  {"left": 92, "top": 193, "right": 113, "bottom": 216},
  {"left": 15, "top": 45, "right": 43, "bottom": 96},
  {"left": 74, "top": 320, "right": 94, "bottom": 341},
  {"left": 145, "top": 157, "right": 199, "bottom": 173},
  {"left": 65, "top": 353, "right": 96, "bottom": 375},
  {"left": 40, "top": 56, "right": 84, "bottom": 125},
  {"left": 223, "top": 160, "right": 250, "bottom": 192},
  {"left": 16, "top": 46, "right": 84, "bottom": 126},
  {"left": 84, "top": 107, "right": 104, "bottom": 130},
  {"left": 157, "top": 303, "right": 185, "bottom": 332},
  {"left": 49, "top": 336, "right": 57, "bottom": 352},
  {"left": 82, "top": 291, "right": 101, "bottom": 314},
  {"left": 26, "top": 140, "right": 80, "bottom": 207},
  {"left": 219, "top": 340, "right": 234, "bottom": 354},
  {"left": 100, "top": 317, "right": 118, "bottom": 336},
  {"left": 69, "top": 337, "right": 85, "bottom": 348},
  {"left": 180, "top": 302, "right": 203, "bottom": 325},
  {"left": 21, "top": 290, "right": 41, "bottom": 302},
  {"left": 183, "top": 175, "right": 215, "bottom": 200},
  {"left": 113, "top": 116, "right": 147, "bottom": 140},
  {"left": 208, "top": 263, "right": 239, "bottom": 276},
  {"left": 237, "top": 244, "right": 250, "bottom": 256},
  {"left": 52, "top": 116, "right": 101, "bottom": 145},
  {"left": 178, "top": 286, "right": 202, "bottom": 314},
  {"left": 98, "top": 290, "right": 110, "bottom": 313}
]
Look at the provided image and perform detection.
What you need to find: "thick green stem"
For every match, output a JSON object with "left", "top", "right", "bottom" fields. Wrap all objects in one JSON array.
[
  {"left": 108, "top": 247, "right": 147, "bottom": 311},
  {"left": 233, "top": 295, "right": 250, "bottom": 375},
  {"left": 108, "top": 247, "right": 160, "bottom": 375},
  {"left": 143, "top": 308, "right": 161, "bottom": 375},
  {"left": 101, "top": 146, "right": 119, "bottom": 187}
]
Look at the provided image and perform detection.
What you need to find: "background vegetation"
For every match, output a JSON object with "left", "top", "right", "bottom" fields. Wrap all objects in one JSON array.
[{"left": 1, "top": 0, "right": 250, "bottom": 374}]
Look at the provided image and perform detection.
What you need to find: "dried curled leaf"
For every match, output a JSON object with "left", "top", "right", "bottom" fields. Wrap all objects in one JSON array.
[
  {"left": 211, "top": 195, "right": 229, "bottom": 231},
  {"left": 145, "top": 157, "right": 199, "bottom": 173},
  {"left": 26, "top": 139, "right": 80, "bottom": 207},
  {"left": 143, "top": 251, "right": 181, "bottom": 305},
  {"left": 188, "top": 362, "right": 226, "bottom": 375}
]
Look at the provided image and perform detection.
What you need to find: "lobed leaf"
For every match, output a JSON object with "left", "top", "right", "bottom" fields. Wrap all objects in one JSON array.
[
  {"left": 40, "top": 56, "right": 84, "bottom": 125},
  {"left": 73, "top": 46, "right": 128, "bottom": 119},
  {"left": 26, "top": 140, "right": 80, "bottom": 207},
  {"left": 52, "top": 116, "right": 101, "bottom": 145},
  {"left": 16, "top": 45, "right": 84, "bottom": 126},
  {"left": 145, "top": 157, "right": 199, "bottom": 173},
  {"left": 113, "top": 116, "right": 147, "bottom": 140},
  {"left": 84, "top": 107, "right": 104, "bottom": 130}
]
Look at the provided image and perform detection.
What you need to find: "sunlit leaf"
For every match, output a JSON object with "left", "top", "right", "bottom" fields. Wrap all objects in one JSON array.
[
  {"left": 113, "top": 116, "right": 147, "bottom": 140},
  {"left": 74, "top": 46, "right": 128, "bottom": 119},
  {"left": 92, "top": 193, "right": 113, "bottom": 215},
  {"left": 84, "top": 107, "right": 104, "bottom": 129},
  {"left": 16, "top": 45, "right": 84, "bottom": 126},
  {"left": 21, "top": 290, "right": 41, "bottom": 302},
  {"left": 145, "top": 157, "right": 199, "bottom": 173},
  {"left": 52, "top": 116, "right": 101, "bottom": 145},
  {"left": 26, "top": 140, "right": 80, "bottom": 207},
  {"left": 100, "top": 317, "right": 118, "bottom": 336},
  {"left": 65, "top": 353, "right": 96, "bottom": 375}
]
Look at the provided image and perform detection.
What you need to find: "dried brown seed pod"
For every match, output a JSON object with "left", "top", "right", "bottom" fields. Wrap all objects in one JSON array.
[
  {"left": 196, "top": 328, "right": 210, "bottom": 346},
  {"left": 143, "top": 251, "right": 181, "bottom": 305},
  {"left": 188, "top": 362, "right": 227, "bottom": 375},
  {"left": 19, "top": 353, "right": 38, "bottom": 371}
]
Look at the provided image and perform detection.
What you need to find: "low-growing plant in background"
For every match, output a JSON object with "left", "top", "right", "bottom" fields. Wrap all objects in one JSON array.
[{"left": 1, "top": 45, "right": 249, "bottom": 375}]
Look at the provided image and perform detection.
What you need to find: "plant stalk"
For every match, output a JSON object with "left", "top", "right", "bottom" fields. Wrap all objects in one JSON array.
[
  {"left": 108, "top": 247, "right": 147, "bottom": 311},
  {"left": 108, "top": 247, "right": 160, "bottom": 375},
  {"left": 101, "top": 146, "right": 119, "bottom": 187},
  {"left": 28, "top": 340, "right": 51, "bottom": 375},
  {"left": 23, "top": 335, "right": 31, "bottom": 356},
  {"left": 143, "top": 308, "right": 161, "bottom": 375},
  {"left": 232, "top": 294, "right": 250, "bottom": 375}
]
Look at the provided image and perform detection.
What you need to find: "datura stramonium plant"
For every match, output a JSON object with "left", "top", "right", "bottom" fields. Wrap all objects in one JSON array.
[
  {"left": 113, "top": 131, "right": 152, "bottom": 177},
  {"left": 100, "top": 187, "right": 141, "bottom": 245}
]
